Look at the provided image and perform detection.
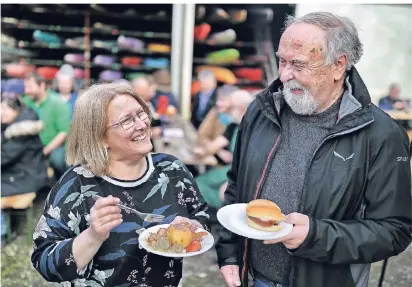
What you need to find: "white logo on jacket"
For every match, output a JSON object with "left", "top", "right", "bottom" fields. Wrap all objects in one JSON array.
[{"left": 333, "top": 151, "right": 354, "bottom": 162}]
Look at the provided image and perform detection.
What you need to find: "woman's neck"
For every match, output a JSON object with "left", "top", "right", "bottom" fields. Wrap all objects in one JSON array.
[{"left": 106, "top": 156, "right": 147, "bottom": 180}]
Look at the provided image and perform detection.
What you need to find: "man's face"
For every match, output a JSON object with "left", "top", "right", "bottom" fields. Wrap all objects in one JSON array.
[
  {"left": 199, "top": 77, "right": 216, "bottom": 93},
  {"left": 24, "top": 77, "right": 44, "bottom": 101},
  {"left": 216, "top": 95, "right": 232, "bottom": 113},
  {"left": 57, "top": 75, "right": 74, "bottom": 95},
  {"left": 133, "top": 79, "right": 155, "bottom": 102},
  {"left": 389, "top": 86, "right": 400, "bottom": 99},
  {"left": 277, "top": 23, "right": 338, "bottom": 115}
]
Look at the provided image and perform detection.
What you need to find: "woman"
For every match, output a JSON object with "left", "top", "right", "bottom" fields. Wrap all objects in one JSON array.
[
  {"left": 1, "top": 96, "right": 47, "bottom": 244},
  {"left": 31, "top": 82, "right": 210, "bottom": 286}
]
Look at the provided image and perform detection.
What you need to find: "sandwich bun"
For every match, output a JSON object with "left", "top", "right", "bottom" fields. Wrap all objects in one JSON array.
[{"left": 246, "top": 199, "right": 285, "bottom": 232}]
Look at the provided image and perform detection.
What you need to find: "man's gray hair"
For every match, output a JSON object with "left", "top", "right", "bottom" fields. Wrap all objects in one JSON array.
[{"left": 285, "top": 12, "right": 363, "bottom": 70}]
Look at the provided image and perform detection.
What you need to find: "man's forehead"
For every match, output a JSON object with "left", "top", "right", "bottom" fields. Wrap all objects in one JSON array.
[{"left": 279, "top": 23, "right": 326, "bottom": 60}]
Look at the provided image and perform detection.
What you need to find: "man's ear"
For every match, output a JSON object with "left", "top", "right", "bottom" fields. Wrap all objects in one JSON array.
[{"left": 333, "top": 54, "right": 348, "bottom": 81}]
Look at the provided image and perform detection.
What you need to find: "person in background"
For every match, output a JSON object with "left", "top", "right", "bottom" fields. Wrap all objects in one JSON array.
[
  {"left": 131, "top": 76, "right": 164, "bottom": 140},
  {"left": 31, "top": 82, "right": 209, "bottom": 286},
  {"left": 216, "top": 12, "right": 411, "bottom": 287},
  {"left": 191, "top": 70, "right": 218, "bottom": 129},
  {"left": 132, "top": 75, "right": 179, "bottom": 112},
  {"left": 195, "top": 90, "right": 253, "bottom": 209},
  {"left": 1, "top": 96, "right": 47, "bottom": 247},
  {"left": 54, "top": 64, "right": 79, "bottom": 118},
  {"left": 23, "top": 71, "right": 71, "bottom": 179},
  {"left": 379, "top": 84, "right": 411, "bottom": 131},
  {"left": 378, "top": 83, "right": 409, "bottom": 111},
  {"left": 196, "top": 85, "right": 238, "bottom": 150}
]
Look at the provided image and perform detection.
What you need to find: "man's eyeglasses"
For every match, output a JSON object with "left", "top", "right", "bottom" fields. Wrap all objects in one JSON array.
[{"left": 108, "top": 111, "right": 149, "bottom": 130}]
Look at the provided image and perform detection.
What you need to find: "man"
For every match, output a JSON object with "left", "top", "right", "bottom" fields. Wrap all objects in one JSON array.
[
  {"left": 196, "top": 84, "right": 239, "bottom": 150},
  {"left": 191, "top": 70, "right": 218, "bottom": 129},
  {"left": 54, "top": 64, "right": 78, "bottom": 118},
  {"left": 23, "top": 71, "right": 71, "bottom": 179},
  {"left": 378, "top": 83, "right": 409, "bottom": 111},
  {"left": 132, "top": 75, "right": 179, "bottom": 112},
  {"left": 195, "top": 90, "right": 253, "bottom": 209},
  {"left": 216, "top": 12, "right": 411, "bottom": 287}
]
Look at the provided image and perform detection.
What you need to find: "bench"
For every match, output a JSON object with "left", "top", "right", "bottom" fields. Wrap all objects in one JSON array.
[{"left": 1, "top": 192, "right": 36, "bottom": 244}]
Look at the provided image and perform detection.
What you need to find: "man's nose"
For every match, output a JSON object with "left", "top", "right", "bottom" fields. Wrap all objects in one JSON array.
[{"left": 279, "top": 66, "right": 294, "bottom": 83}]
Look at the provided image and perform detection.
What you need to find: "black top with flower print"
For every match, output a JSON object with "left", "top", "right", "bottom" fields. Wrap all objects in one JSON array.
[{"left": 31, "top": 153, "right": 210, "bottom": 287}]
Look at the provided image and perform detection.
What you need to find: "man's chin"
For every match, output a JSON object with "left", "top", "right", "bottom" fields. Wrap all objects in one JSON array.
[{"left": 284, "top": 96, "right": 317, "bottom": 115}]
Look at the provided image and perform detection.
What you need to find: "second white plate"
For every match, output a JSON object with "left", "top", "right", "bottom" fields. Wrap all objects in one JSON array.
[{"left": 217, "top": 203, "right": 293, "bottom": 240}]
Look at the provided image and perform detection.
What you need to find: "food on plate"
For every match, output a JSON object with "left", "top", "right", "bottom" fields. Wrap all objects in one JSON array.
[
  {"left": 146, "top": 223, "right": 208, "bottom": 253},
  {"left": 166, "top": 224, "right": 193, "bottom": 248},
  {"left": 246, "top": 199, "right": 285, "bottom": 232}
]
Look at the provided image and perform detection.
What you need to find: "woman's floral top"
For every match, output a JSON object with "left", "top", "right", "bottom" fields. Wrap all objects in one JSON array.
[{"left": 31, "top": 153, "right": 210, "bottom": 287}]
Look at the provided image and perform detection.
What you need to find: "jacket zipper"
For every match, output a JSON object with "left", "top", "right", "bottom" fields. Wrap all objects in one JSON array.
[
  {"left": 241, "top": 133, "right": 282, "bottom": 285},
  {"left": 287, "top": 119, "right": 374, "bottom": 287}
]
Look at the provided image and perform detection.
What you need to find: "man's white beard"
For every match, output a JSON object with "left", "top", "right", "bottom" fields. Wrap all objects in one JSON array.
[{"left": 283, "top": 80, "right": 318, "bottom": 115}]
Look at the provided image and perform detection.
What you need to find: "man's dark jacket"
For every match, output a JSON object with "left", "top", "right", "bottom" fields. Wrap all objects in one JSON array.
[{"left": 215, "top": 68, "right": 412, "bottom": 287}]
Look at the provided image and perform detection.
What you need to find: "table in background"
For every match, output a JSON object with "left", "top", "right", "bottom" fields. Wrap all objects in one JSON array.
[{"left": 385, "top": 110, "right": 412, "bottom": 141}]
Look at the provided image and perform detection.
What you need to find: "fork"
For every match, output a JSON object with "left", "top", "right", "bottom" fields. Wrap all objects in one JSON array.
[{"left": 92, "top": 195, "right": 165, "bottom": 223}]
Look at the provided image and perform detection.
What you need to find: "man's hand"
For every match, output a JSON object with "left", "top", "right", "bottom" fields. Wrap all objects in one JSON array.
[
  {"left": 263, "top": 212, "right": 310, "bottom": 249},
  {"left": 43, "top": 146, "right": 51, "bottom": 156},
  {"left": 217, "top": 149, "right": 233, "bottom": 164},
  {"left": 220, "top": 265, "right": 241, "bottom": 287},
  {"left": 193, "top": 147, "right": 207, "bottom": 159},
  {"left": 219, "top": 181, "right": 228, "bottom": 202}
]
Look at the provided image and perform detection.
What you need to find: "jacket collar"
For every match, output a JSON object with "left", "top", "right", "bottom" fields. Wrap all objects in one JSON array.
[{"left": 4, "top": 120, "right": 43, "bottom": 139}]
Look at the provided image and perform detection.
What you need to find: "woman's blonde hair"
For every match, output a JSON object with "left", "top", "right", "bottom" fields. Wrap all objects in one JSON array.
[{"left": 66, "top": 81, "right": 151, "bottom": 176}]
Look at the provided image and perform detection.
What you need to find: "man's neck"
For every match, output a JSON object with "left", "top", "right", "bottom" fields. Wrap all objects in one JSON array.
[
  {"left": 200, "top": 88, "right": 214, "bottom": 95},
  {"left": 106, "top": 155, "right": 147, "bottom": 180},
  {"left": 316, "top": 83, "right": 344, "bottom": 114},
  {"left": 35, "top": 91, "right": 47, "bottom": 105},
  {"left": 60, "top": 93, "right": 71, "bottom": 101}
]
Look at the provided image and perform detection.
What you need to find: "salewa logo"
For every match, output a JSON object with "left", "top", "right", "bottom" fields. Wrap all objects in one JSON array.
[{"left": 333, "top": 151, "right": 354, "bottom": 161}]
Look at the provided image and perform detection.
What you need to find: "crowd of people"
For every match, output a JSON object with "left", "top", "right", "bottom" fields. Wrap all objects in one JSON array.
[{"left": 1, "top": 10, "right": 411, "bottom": 287}]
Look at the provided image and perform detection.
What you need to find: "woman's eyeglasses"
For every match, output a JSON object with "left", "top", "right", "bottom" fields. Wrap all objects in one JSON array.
[{"left": 108, "top": 111, "right": 149, "bottom": 130}]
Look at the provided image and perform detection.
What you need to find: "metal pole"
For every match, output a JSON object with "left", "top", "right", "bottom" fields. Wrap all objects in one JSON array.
[
  {"left": 377, "top": 259, "right": 388, "bottom": 287},
  {"left": 180, "top": 3, "right": 195, "bottom": 120},
  {"left": 171, "top": 4, "right": 184, "bottom": 102},
  {"left": 84, "top": 11, "right": 91, "bottom": 88}
]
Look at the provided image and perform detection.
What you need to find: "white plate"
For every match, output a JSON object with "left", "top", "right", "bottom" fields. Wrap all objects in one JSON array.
[
  {"left": 138, "top": 224, "right": 214, "bottom": 257},
  {"left": 217, "top": 203, "right": 293, "bottom": 240}
]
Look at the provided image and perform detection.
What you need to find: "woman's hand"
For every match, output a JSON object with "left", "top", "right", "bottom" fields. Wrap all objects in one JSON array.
[
  {"left": 88, "top": 195, "right": 123, "bottom": 243},
  {"left": 171, "top": 216, "right": 203, "bottom": 229}
]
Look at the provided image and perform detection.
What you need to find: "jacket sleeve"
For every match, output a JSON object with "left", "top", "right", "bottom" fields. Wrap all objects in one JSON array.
[
  {"left": 31, "top": 176, "right": 94, "bottom": 282},
  {"left": 215, "top": 118, "right": 244, "bottom": 267},
  {"left": 1, "top": 137, "right": 28, "bottom": 167},
  {"left": 291, "top": 127, "right": 412, "bottom": 264}
]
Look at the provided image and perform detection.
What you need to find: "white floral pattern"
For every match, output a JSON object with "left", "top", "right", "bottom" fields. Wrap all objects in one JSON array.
[
  {"left": 47, "top": 205, "right": 61, "bottom": 220},
  {"left": 68, "top": 211, "right": 81, "bottom": 235},
  {"left": 92, "top": 268, "right": 114, "bottom": 285},
  {"left": 164, "top": 270, "right": 175, "bottom": 279},
  {"left": 73, "top": 166, "right": 95, "bottom": 178},
  {"left": 33, "top": 215, "right": 51, "bottom": 240}
]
